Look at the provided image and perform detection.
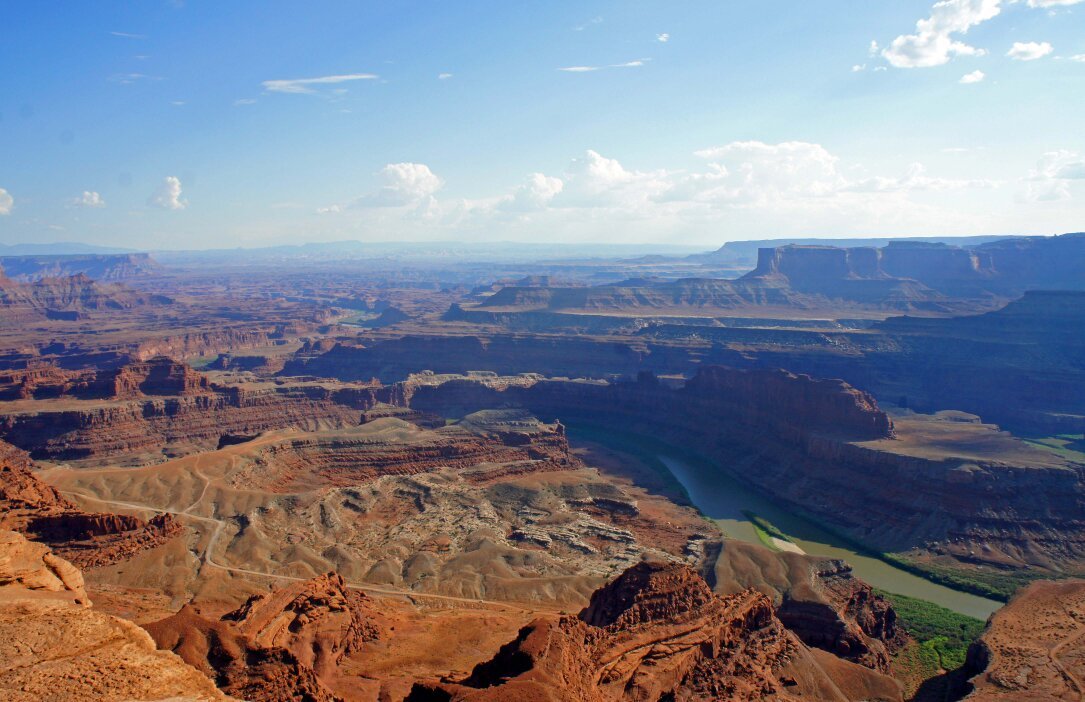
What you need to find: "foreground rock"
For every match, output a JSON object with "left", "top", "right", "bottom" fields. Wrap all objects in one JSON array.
[
  {"left": 409, "top": 561, "right": 902, "bottom": 701},
  {"left": 0, "top": 529, "right": 231, "bottom": 702},
  {"left": 964, "top": 579, "right": 1085, "bottom": 700},
  {"left": 145, "top": 572, "right": 386, "bottom": 702}
]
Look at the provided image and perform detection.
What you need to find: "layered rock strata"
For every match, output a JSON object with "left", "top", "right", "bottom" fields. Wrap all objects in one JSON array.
[{"left": 408, "top": 561, "right": 902, "bottom": 701}]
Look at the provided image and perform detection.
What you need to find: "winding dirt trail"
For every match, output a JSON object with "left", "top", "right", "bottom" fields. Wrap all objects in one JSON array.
[
  {"left": 1050, "top": 608, "right": 1085, "bottom": 701},
  {"left": 63, "top": 487, "right": 543, "bottom": 615}
]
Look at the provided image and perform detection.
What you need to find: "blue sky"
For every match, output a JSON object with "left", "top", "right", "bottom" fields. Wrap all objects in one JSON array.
[{"left": 1, "top": 0, "right": 1083, "bottom": 249}]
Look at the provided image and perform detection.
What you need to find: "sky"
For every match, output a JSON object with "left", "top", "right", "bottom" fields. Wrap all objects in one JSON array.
[{"left": 1, "top": 0, "right": 1084, "bottom": 250}]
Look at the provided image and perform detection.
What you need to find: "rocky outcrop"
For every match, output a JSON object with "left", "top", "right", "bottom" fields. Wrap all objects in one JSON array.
[
  {"left": 962, "top": 579, "right": 1085, "bottom": 700},
  {"left": 145, "top": 572, "right": 385, "bottom": 702},
  {"left": 0, "top": 530, "right": 88, "bottom": 606},
  {"left": 0, "top": 451, "right": 183, "bottom": 568},
  {"left": 0, "top": 530, "right": 231, "bottom": 701},
  {"left": 408, "top": 561, "right": 902, "bottom": 701},
  {"left": 777, "top": 559, "right": 905, "bottom": 673}
]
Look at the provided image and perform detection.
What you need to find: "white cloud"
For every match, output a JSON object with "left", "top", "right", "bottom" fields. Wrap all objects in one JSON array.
[
  {"left": 233, "top": 98, "right": 257, "bottom": 106},
  {"left": 882, "top": 0, "right": 1000, "bottom": 68},
  {"left": 1026, "top": 0, "right": 1084, "bottom": 6},
  {"left": 0, "top": 188, "right": 12, "bottom": 215},
  {"left": 846, "top": 162, "right": 998, "bottom": 192},
  {"left": 72, "top": 191, "right": 106, "bottom": 208},
  {"left": 960, "top": 69, "right": 986, "bottom": 82},
  {"left": 1007, "top": 41, "right": 1053, "bottom": 60},
  {"left": 149, "top": 176, "right": 187, "bottom": 210},
  {"left": 1070, "top": 54, "right": 1085, "bottom": 62},
  {"left": 657, "top": 33, "right": 670, "bottom": 43},
  {"left": 110, "top": 31, "right": 146, "bottom": 39},
  {"left": 316, "top": 204, "right": 342, "bottom": 215},
  {"left": 688, "top": 141, "right": 846, "bottom": 203},
  {"left": 1022, "top": 150, "right": 1085, "bottom": 201},
  {"left": 500, "top": 173, "right": 565, "bottom": 212},
  {"left": 869, "top": 40, "right": 880, "bottom": 56},
  {"left": 359, "top": 163, "right": 444, "bottom": 207},
  {"left": 262, "top": 73, "right": 378, "bottom": 95},
  {"left": 852, "top": 64, "right": 866, "bottom": 72},
  {"left": 438, "top": 73, "right": 453, "bottom": 80},
  {"left": 558, "top": 59, "right": 650, "bottom": 72}
]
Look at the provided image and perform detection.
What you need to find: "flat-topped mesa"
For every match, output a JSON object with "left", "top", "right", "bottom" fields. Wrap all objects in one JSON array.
[
  {"left": 684, "top": 366, "right": 893, "bottom": 440},
  {"left": 0, "top": 252, "right": 162, "bottom": 282},
  {"left": 409, "top": 561, "right": 902, "bottom": 702},
  {"left": 107, "top": 356, "right": 210, "bottom": 397}
]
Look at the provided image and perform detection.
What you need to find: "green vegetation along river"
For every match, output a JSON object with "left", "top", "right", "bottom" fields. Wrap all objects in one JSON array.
[{"left": 657, "top": 455, "right": 1001, "bottom": 620}]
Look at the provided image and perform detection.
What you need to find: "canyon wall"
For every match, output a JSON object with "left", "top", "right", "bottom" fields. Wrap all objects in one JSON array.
[{"left": 399, "top": 369, "right": 1085, "bottom": 572}]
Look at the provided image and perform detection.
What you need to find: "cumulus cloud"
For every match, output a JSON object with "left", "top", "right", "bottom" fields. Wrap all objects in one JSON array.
[
  {"left": 357, "top": 163, "right": 444, "bottom": 207},
  {"left": 500, "top": 173, "right": 564, "bottom": 212},
  {"left": 882, "top": 0, "right": 1000, "bottom": 68},
  {"left": 1007, "top": 41, "right": 1053, "bottom": 60},
  {"left": 960, "top": 69, "right": 986, "bottom": 83},
  {"left": 262, "top": 73, "right": 378, "bottom": 95},
  {"left": 149, "top": 176, "right": 187, "bottom": 210},
  {"left": 1022, "top": 150, "right": 1085, "bottom": 201},
  {"left": 1070, "top": 54, "right": 1085, "bottom": 62},
  {"left": 687, "top": 141, "right": 847, "bottom": 204},
  {"left": 72, "top": 191, "right": 106, "bottom": 208},
  {"left": 657, "top": 33, "right": 670, "bottom": 43},
  {"left": 0, "top": 188, "right": 12, "bottom": 215},
  {"left": 308, "top": 143, "right": 1040, "bottom": 243}
]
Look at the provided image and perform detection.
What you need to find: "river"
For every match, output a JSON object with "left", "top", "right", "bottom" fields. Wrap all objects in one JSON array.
[{"left": 657, "top": 455, "right": 1001, "bottom": 619}]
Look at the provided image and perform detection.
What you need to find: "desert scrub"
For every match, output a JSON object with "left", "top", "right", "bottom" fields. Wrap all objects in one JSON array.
[{"left": 877, "top": 589, "right": 985, "bottom": 671}]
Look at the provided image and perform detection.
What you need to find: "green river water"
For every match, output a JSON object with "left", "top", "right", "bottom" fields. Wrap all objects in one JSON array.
[{"left": 656, "top": 454, "right": 1001, "bottom": 619}]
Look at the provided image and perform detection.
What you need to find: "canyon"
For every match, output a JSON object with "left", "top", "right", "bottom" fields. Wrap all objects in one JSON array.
[{"left": 0, "top": 234, "right": 1082, "bottom": 700}]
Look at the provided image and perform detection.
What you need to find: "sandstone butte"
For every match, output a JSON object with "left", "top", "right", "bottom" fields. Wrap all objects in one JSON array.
[
  {"left": 0, "top": 529, "right": 234, "bottom": 702},
  {"left": 407, "top": 561, "right": 904, "bottom": 702}
]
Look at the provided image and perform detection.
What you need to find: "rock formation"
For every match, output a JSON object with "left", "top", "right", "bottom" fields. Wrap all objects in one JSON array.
[
  {"left": 0, "top": 443, "right": 183, "bottom": 568},
  {"left": 963, "top": 579, "right": 1085, "bottom": 700},
  {"left": 397, "top": 369, "right": 1085, "bottom": 579},
  {"left": 0, "top": 529, "right": 232, "bottom": 701},
  {"left": 408, "top": 561, "right": 902, "bottom": 701},
  {"left": 145, "top": 572, "right": 385, "bottom": 702}
]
